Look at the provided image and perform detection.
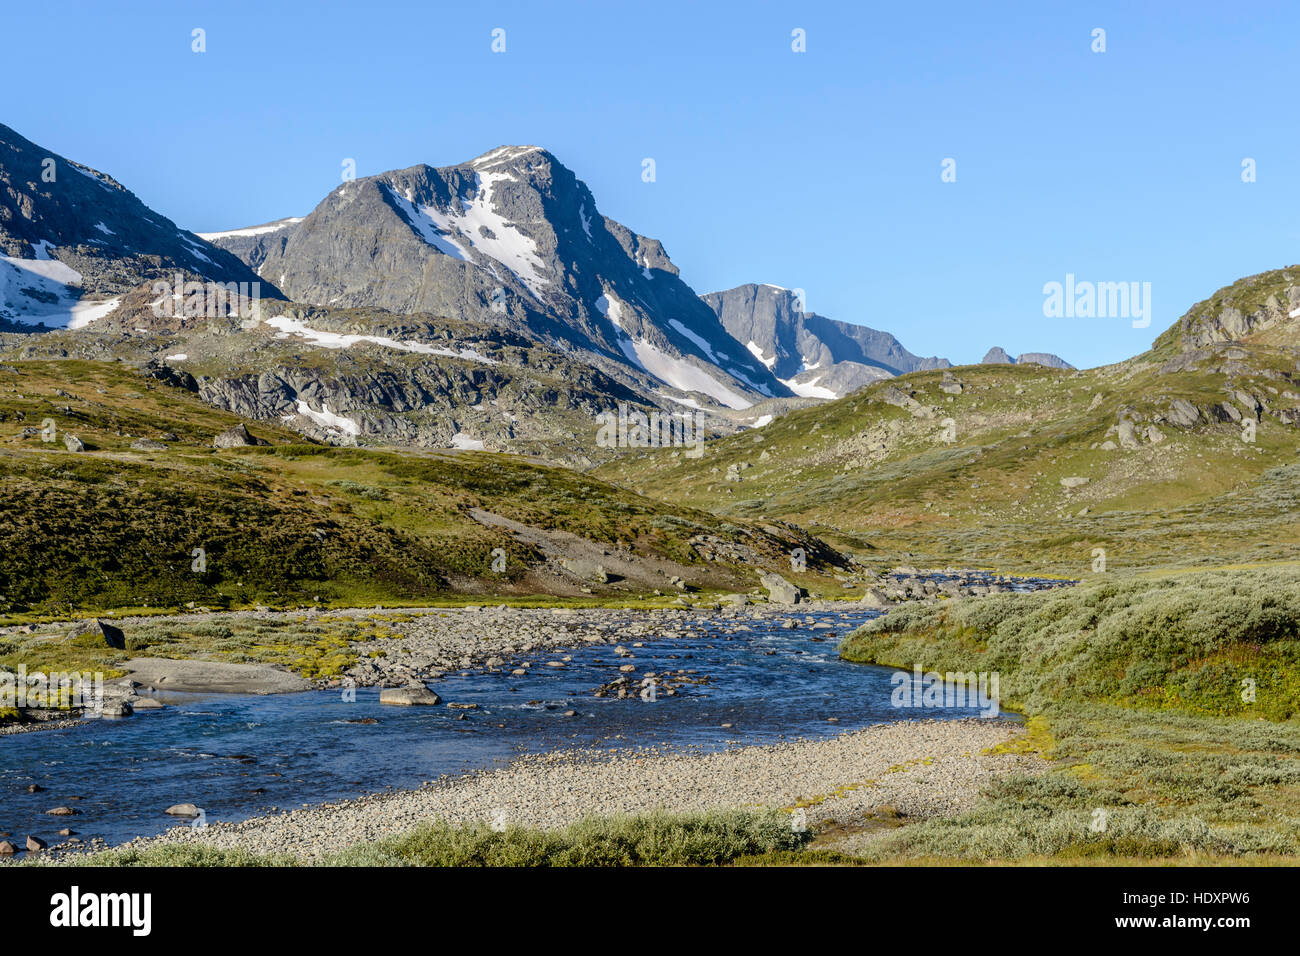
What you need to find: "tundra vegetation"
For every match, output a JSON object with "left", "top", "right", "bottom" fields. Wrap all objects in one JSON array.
[
  {"left": 29, "top": 810, "right": 809, "bottom": 867},
  {"left": 838, "top": 567, "right": 1300, "bottom": 863}
]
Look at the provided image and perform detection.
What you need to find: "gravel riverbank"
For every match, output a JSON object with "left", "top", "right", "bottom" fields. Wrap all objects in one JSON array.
[{"left": 100, "top": 718, "right": 1043, "bottom": 861}]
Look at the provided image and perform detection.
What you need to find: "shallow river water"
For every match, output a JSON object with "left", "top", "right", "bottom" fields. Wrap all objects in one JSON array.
[{"left": 1, "top": 606, "right": 1010, "bottom": 847}]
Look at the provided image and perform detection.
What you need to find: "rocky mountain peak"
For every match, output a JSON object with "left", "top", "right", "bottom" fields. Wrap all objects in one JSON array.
[
  {"left": 981, "top": 346, "right": 1073, "bottom": 369},
  {"left": 213, "top": 147, "right": 787, "bottom": 410}
]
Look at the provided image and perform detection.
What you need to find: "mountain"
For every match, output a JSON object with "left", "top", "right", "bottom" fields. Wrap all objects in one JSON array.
[
  {"left": 0, "top": 123, "right": 269, "bottom": 329},
  {"left": 700, "top": 283, "right": 949, "bottom": 399},
  {"left": 598, "top": 265, "right": 1300, "bottom": 574},
  {"left": 981, "top": 346, "right": 1074, "bottom": 369},
  {"left": 207, "top": 146, "right": 786, "bottom": 411}
]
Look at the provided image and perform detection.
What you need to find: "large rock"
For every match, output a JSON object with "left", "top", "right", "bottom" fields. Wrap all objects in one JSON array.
[
  {"left": 122, "top": 658, "right": 312, "bottom": 694},
  {"left": 1168, "top": 399, "right": 1202, "bottom": 428},
  {"left": 67, "top": 618, "right": 125, "bottom": 650},
  {"left": 859, "top": 587, "right": 892, "bottom": 608},
  {"left": 1211, "top": 402, "right": 1242, "bottom": 423},
  {"left": 0, "top": 840, "right": 16, "bottom": 856},
  {"left": 560, "top": 558, "right": 608, "bottom": 583},
  {"left": 1116, "top": 420, "right": 1141, "bottom": 449},
  {"left": 26, "top": 835, "right": 46, "bottom": 852},
  {"left": 164, "top": 804, "right": 201, "bottom": 817},
  {"left": 878, "top": 385, "right": 932, "bottom": 419},
  {"left": 62, "top": 433, "right": 85, "bottom": 452},
  {"left": 379, "top": 685, "right": 442, "bottom": 706},
  {"left": 212, "top": 423, "right": 270, "bottom": 449},
  {"left": 759, "top": 572, "right": 802, "bottom": 605},
  {"left": 1060, "top": 476, "right": 1089, "bottom": 489}
]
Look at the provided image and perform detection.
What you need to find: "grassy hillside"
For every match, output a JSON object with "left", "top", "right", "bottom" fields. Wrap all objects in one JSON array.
[
  {"left": 838, "top": 568, "right": 1300, "bottom": 861},
  {"left": 596, "top": 340, "right": 1300, "bottom": 574},
  {"left": 0, "top": 359, "right": 845, "bottom": 620}
]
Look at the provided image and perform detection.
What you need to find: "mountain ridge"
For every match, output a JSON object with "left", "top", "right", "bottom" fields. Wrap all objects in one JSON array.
[{"left": 701, "top": 282, "right": 950, "bottom": 399}]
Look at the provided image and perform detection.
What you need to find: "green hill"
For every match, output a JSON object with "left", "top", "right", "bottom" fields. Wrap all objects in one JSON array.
[{"left": 0, "top": 359, "right": 844, "bottom": 620}]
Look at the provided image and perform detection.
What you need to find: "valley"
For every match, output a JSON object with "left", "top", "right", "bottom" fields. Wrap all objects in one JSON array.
[{"left": 2, "top": 118, "right": 1298, "bottom": 874}]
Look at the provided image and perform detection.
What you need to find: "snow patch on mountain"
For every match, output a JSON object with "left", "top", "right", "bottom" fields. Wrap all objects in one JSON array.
[
  {"left": 746, "top": 340, "right": 777, "bottom": 368},
  {"left": 383, "top": 185, "right": 471, "bottom": 261},
  {"left": 264, "top": 315, "right": 497, "bottom": 364},
  {"left": 451, "top": 433, "right": 486, "bottom": 450},
  {"left": 296, "top": 400, "right": 359, "bottom": 438},
  {"left": 597, "top": 292, "right": 750, "bottom": 408},
  {"left": 397, "top": 171, "right": 550, "bottom": 297},
  {"left": 0, "top": 251, "right": 120, "bottom": 328},
  {"left": 779, "top": 374, "right": 838, "bottom": 400},
  {"left": 197, "top": 218, "right": 304, "bottom": 241}
]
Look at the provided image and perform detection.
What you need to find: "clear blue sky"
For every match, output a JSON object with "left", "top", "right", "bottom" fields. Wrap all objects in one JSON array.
[{"left": 7, "top": 0, "right": 1299, "bottom": 368}]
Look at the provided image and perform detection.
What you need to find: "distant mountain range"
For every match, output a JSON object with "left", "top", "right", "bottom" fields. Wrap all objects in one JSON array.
[{"left": 1, "top": 123, "right": 1073, "bottom": 453}]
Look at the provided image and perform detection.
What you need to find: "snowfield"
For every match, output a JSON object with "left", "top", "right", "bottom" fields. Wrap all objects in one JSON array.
[
  {"left": 263, "top": 315, "right": 498, "bottom": 364},
  {"left": 197, "top": 218, "right": 304, "bottom": 241},
  {"left": 0, "top": 245, "right": 120, "bottom": 328}
]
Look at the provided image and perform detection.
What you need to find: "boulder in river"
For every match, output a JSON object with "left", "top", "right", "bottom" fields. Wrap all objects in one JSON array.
[
  {"left": 26, "top": 835, "right": 47, "bottom": 852},
  {"left": 0, "top": 840, "right": 16, "bottom": 856},
  {"left": 165, "top": 804, "right": 201, "bottom": 817},
  {"left": 378, "top": 686, "right": 442, "bottom": 706},
  {"left": 99, "top": 700, "right": 133, "bottom": 718}
]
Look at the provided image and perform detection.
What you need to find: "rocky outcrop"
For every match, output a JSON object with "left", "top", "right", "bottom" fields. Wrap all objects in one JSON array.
[
  {"left": 212, "top": 423, "right": 270, "bottom": 448},
  {"left": 67, "top": 618, "right": 125, "bottom": 650},
  {"left": 1157, "top": 266, "right": 1300, "bottom": 351}
]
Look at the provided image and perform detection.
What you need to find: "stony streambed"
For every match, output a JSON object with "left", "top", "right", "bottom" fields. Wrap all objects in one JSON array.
[{"left": 1, "top": 571, "right": 1066, "bottom": 859}]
